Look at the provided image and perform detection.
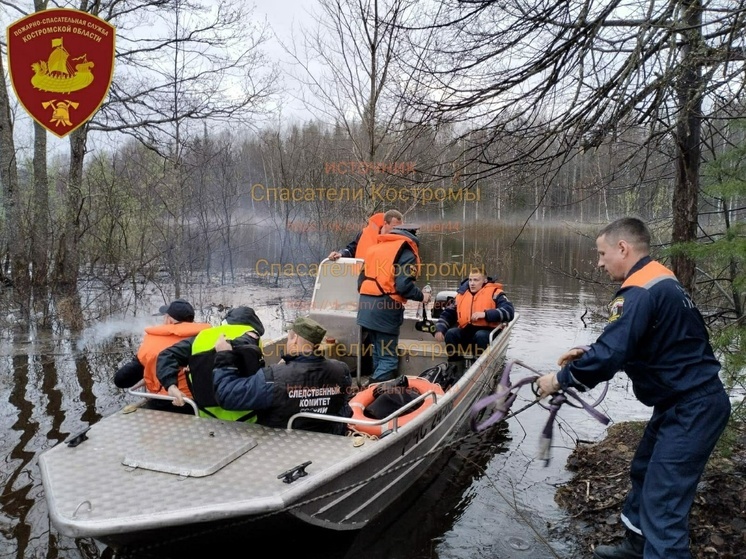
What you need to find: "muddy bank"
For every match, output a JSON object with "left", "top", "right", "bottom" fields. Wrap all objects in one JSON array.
[{"left": 555, "top": 421, "right": 746, "bottom": 558}]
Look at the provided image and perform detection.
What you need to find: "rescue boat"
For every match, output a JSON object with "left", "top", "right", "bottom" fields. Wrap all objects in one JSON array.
[{"left": 37, "top": 257, "right": 518, "bottom": 551}]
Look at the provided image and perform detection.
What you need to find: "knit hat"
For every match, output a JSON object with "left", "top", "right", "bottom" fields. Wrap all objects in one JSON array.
[
  {"left": 287, "top": 316, "right": 326, "bottom": 346},
  {"left": 223, "top": 306, "right": 265, "bottom": 336},
  {"left": 158, "top": 299, "right": 195, "bottom": 322}
]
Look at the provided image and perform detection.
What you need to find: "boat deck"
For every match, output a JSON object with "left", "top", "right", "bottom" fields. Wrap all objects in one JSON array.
[
  {"left": 38, "top": 257, "right": 517, "bottom": 546},
  {"left": 39, "top": 409, "right": 369, "bottom": 539}
]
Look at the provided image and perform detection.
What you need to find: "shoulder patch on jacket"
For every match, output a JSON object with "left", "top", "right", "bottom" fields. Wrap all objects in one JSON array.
[{"left": 608, "top": 296, "right": 624, "bottom": 323}]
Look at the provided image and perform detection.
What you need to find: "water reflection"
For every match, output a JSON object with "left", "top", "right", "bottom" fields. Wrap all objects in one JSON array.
[{"left": 0, "top": 224, "right": 653, "bottom": 559}]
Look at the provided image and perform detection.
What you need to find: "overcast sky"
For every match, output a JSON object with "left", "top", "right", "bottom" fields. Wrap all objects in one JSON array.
[
  {"left": 251, "top": 0, "right": 316, "bottom": 123},
  {"left": 1, "top": 0, "right": 317, "bottom": 151},
  {"left": 254, "top": 0, "right": 310, "bottom": 42}
]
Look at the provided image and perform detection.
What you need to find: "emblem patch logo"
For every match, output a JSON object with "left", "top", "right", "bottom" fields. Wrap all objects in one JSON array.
[
  {"left": 608, "top": 296, "right": 624, "bottom": 323},
  {"left": 7, "top": 8, "right": 115, "bottom": 138}
]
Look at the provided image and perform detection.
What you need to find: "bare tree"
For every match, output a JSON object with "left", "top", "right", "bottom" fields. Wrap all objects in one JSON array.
[
  {"left": 405, "top": 0, "right": 746, "bottom": 294},
  {"left": 0, "top": 0, "right": 277, "bottom": 318},
  {"left": 285, "top": 0, "right": 433, "bottom": 217},
  {"left": 0, "top": 40, "right": 21, "bottom": 289}
]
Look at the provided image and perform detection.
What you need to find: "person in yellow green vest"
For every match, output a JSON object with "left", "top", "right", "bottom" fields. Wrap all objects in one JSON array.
[{"left": 156, "top": 306, "right": 265, "bottom": 421}]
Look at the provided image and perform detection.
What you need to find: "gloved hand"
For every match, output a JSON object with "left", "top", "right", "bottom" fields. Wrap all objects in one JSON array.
[{"left": 536, "top": 373, "right": 561, "bottom": 399}]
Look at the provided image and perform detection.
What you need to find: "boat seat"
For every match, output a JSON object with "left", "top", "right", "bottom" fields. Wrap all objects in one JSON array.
[{"left": 396, "top": 338, "right": 446, "bottom": 375}]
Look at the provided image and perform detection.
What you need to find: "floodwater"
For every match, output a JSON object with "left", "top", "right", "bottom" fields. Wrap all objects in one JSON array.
[{"left": 0, "top": 224, "right": 653, "bottom": 559}]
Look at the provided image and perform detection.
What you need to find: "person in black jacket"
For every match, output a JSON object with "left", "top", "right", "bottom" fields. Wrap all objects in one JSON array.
[{"left": 213, "top": 316, "right": 352, "bottom": 435}]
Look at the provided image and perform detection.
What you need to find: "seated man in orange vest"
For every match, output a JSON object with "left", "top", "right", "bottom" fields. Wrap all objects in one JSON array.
[
  {"left": 114, "top": 299, "right": 211, "bottom": 414},
  {"left": 327, "top": 209, "right": 403, "bottom": 261},
  {"left": 434, "top": 268, "right": 515, "bottom": 361}
]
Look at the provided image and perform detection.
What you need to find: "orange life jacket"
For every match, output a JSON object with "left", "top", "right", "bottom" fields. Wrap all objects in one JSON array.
[
  {"left": 359, "top": 233, "right": 421, "bottom": 304},
  {"left": 622, "top": 260, "right": 675, "bottom": 288},
  {"left": 137, "top": 322, "right": 211, "bottom": 396},
  {"left": 456, "top": 283, "right": 504, "bottom": 328},
  {"left": 355, "top": 213, "right": 385, "bottom": 259}
]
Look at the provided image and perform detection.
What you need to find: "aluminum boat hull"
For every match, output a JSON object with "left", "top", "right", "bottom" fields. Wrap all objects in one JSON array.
[{"left": 37, "top": 258, "right": 517, "bottom": 549}]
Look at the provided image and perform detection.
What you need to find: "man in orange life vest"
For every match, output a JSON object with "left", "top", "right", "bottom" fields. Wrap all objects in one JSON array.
[
  {"left": 434, "top": 268, "right": 515, "bottom": 360},
  {"left": 114, "top": 299, "right": 211, "bottom": 414},
  {"left": 327, "top": 209, "right": 403, "bottom": 261},
  {"left": 536, "top": 217, "right": 730, "bottom": 559},
  {"left": 357, "top": 223, "right": 431, "bottom": 384}
]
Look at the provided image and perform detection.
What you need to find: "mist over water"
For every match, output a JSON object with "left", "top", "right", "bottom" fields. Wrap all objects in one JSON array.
[
  {"left": 77, "top": 316, "right": 161, "bottom": 350},
  {"left": 0, "top": 224, "right": 654, "bottom": 558}
]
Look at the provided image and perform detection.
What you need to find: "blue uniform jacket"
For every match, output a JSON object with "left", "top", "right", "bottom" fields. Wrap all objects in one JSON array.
[
  {"left": 213, "top": 352, "right": 274, "bottom": 411},
  {"left": 213, "top": 351, "right": 352, "bottom": 432},
  {"left": 556, "top": 256, "right": 721, "bottom": 407}
]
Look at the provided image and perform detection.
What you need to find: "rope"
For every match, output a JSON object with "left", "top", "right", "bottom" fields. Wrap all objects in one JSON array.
[{"left": 118, "top": 357, "right": 609, "bottom": 556}]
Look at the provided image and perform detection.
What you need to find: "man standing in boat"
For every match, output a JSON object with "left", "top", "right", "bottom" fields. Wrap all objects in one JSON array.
[
  {"left": 357, "top": 223, "right": 431, "bottom": 386},
  {"left": 327, "top": 209, "right": 403, "bottom": 261},
  {"left": 212, "top": 316, "right": 352, "bottom": 435}
]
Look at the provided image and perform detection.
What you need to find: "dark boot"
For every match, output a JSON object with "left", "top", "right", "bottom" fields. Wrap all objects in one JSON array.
[{"left": 593, "top": 530, "right": 645, "bottom": 559}]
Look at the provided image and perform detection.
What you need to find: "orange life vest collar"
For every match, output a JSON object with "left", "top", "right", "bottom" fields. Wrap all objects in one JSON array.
[
  {"left": 455, "top": 283, "right": 504, "bottom": 328},
  {"left": 355, "top": 212, "right": 385, "bottom": 260},
  {"left": 622, "top": 260, "right": 675, "bottom": 289}
]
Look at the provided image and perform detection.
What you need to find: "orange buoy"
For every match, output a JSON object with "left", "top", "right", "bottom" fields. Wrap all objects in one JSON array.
[{"left": 349, "top": 376, "right": 444, "bottom": 437}]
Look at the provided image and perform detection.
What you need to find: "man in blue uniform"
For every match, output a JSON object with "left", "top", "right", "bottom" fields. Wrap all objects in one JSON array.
[{"left": 537, "top": 217, "right": 730, "bottom": 559}]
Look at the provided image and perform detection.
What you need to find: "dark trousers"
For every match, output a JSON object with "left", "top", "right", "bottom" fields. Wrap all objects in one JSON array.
[
  {"left": 621, "top": 381, "right": 730, "bottom": 558},
  {"left": 444, "top": 326, "right": 495, "bottom": 361},
  {"left": 362, "top": 328, "right": 399, "bottom": 381}
]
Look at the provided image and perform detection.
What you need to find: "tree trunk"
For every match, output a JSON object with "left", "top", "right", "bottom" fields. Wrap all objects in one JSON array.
[
  {"left": 55, "top": 127, "right": 87, "bottom": 294},
  {"left": 32, "top": 122, "right": 49, "bottom": 287},
  {"left": 0, "top": 47, "right": 25, "bottom": 296},
  {"left": 671, "top": 0, "right": 703, "bottom": 295}
]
